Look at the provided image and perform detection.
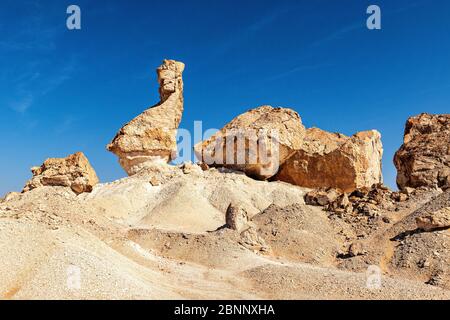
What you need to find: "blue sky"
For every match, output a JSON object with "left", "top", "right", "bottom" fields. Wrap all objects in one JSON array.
[{"left": 1, "top": 0, "right": 449, "bottom": 196}]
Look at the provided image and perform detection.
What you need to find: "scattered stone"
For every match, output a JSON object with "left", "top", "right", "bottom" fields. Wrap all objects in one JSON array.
[
  {"left": 394, "top": 113, "right": 450, "bottom": 190},
  {"left": 107, "top": 59, "right": 185, "bottom": 175},
  {"left": 274, "top": 129, "right": 383, "bottom": 192},
  {"left": 181, "top": 162, "right": 202, "bottom": 174},
  {"left": 404, "top": 187, "right": 416, "bottom": 196},
  {"left": 416, "top": 207, "right": 450, "bottom": 231},
  {"left": 324, "top": 184, "right": 396, "bottom": 218},
  {"left": 426, "top": 271, "right": 446, "bottom": 287},
  {"left": 194, "top": 105, "right": 306, "bottom": 180},
  {"left": 348, "top": 242, "right": 366, "bottom": 257},
  {"left": 304, "top": 188, "right": 342, "bottom": 206},
  {"left": 328, "top": 193, "right": 352, "bottom": 212},
  {"left": 417, "top": 258, "right": 430, "bottom": 269},
  {"left": 391, "top": 192, "right": 408, "bottom": 202},
  {"left": 23, "top": 152, "right": 99, "bottom": 195},
  {"left": 358, "top": 203, "right": 376, "bottom": 217},
  {"left": 198, "top": 162, "right": 209, "bottom": 171},
  {"left": 149, "top": 176, "right": 160, "bottom": 186}
]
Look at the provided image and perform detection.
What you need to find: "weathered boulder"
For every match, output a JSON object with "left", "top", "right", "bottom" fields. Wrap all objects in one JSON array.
[
  {"left": 226, "top": 203, "right": 249, "bottom": 232},
  {"left": 107, "top": 59, "right": 185, "bottom": 175},
  {"left": 194, "top": 105, "right": 305, "bottom": 179},
  {"left": 416, "top": 207, "right": 450, "bottom": 231},
  {"left": 23, "top": 152, "right": 99, "bottom": 194},
  {"left": 273, "top": 128, "right": 383, "bottom": 192},
  {"left": 394, "top": 113, "right": 450, "bottom": 190}
]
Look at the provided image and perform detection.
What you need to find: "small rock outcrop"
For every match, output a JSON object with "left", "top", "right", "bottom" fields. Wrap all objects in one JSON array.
[
  {"left": 274, "top": 128, "right": 383, "bottom": 192},
  {"left": 23, "top": 152, "right": 99, "bottom": 194},
  {"left": 416, "top": 207, "right": 450, "bottom": 231},
  {"left": 394, "top": 113, "right": 450, "bottom": 191},
  {"left": 107, "top": 59, "right": 185, "bottom": 175},
  {"left": 194, "top": 106, "right": 305, "bottom": 180},
  {"left": 226, "top": 204, "right": 249, "bottom": 232}
]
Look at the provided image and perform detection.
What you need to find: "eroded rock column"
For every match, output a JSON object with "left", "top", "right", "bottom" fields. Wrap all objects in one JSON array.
[{"left": 107, "top": 59, "right": 185, "bottom": 175}]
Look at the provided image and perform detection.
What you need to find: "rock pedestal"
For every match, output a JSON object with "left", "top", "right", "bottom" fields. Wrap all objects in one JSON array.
[{"left": 107, "top": 59, "right": 185, "bottom": 175}]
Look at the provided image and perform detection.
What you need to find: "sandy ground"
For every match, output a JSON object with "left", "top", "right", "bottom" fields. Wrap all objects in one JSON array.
[{"left": 0, "top": 165, "right": 449, "bottom": 299}]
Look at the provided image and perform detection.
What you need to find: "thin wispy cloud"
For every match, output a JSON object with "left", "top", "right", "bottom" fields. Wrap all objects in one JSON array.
[
  {"left": 307, "top": 1, "right": 427, "bottom": 50},
  {"left": 309, "top": 22, "right": 363, "bottom": 48},
  {"left": 54, "top": 115, "right": 77, "bottom": 135},
  {"left": 1, "top": 3, "right": 76, "bottom": 114},
  {"left": 6, "top": 58, "right": 77, "bottom": 113},
  {"left": 266, "top": 63, "right": 334, "bottom": 82},
  {"left": 9, "top": 94, "right": 34, "bottom": 114},
  {"left": 213, "top": 6, "right": 291, "bottom": 56}
]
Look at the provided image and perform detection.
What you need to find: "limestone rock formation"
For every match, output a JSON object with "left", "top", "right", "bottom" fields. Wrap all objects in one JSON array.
[
  {"left": 107, "top": 59, "right": 185, "bottom": 175},
  {"left": 394, "top": 113, "right": 450, "bottom": 190},
  {"left": 274, "top": 129, "right": 383, "bottom": 192},
  {"left": 416, "top": 207, "right": 450, "bottom": 231},
  {"left": 23, "top": 152, "right": 99, "bottom": 194},
  {"left": 194, "top": 105, "right": 305, "bottom": 179},
  {"left": 226, "top": 204, "right": 249, "bottom": 232}
]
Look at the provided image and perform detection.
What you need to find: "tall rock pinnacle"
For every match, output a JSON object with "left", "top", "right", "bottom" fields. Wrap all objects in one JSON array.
[{"left": 107, "top": 59, "right": 185, "bottom": 175}]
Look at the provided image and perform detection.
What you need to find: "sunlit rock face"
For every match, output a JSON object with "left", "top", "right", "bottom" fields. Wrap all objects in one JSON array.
[
  {"left": 394, "top": 113, "right": 450, "bottom": 191},
  {"left": 107, "top": 59, "right": 185, "bottom": 175},
  {"left": 194, "top": 105, "right": 306, "bottom": 180},
  {"left": 23, "top": 152, "right": 99, "bottom": 194},
  {"left": 274, "top": 128, "right": 384, "bottom": 193}
]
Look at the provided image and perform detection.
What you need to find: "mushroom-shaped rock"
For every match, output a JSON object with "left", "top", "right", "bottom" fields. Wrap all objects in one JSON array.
[{"left": 107, "top": 59, "right": 185, "bottom": 175}]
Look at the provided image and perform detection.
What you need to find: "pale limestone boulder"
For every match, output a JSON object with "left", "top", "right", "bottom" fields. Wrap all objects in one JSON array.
[
  {"left": 274, "top": 129, "right": 383, "bottom": 192},
  {"left": 23, "top": 152, "right": 99, "bottom": 194},
  {"left": 107, "top": 59, "right": 185, "bottom": 175},
  {"left": 394, "top": 113, "right": 450, "bottom": 190},
  {"left": 225, "top": 204, "right": 249, "bottom": 232},
  {"left": 194, "top": 105, "right": 305, "bottom": 180}
]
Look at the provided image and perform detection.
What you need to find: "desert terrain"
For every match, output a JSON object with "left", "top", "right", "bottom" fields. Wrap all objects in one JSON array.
[{"left": 0, "top": 60, "right": 448, "bottom": 300}]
